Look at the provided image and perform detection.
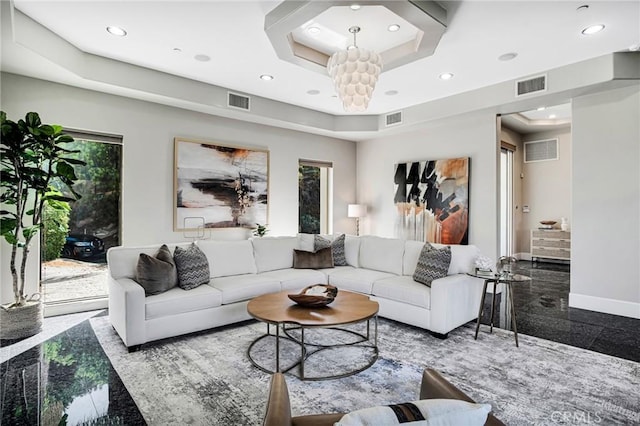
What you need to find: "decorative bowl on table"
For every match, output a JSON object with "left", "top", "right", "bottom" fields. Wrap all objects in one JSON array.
[
  {"left": 288, "top": 284, "right": 338, "bottom": 307},
  {"left": 539, "top": 220, "right": 557, "bottom": 229}
]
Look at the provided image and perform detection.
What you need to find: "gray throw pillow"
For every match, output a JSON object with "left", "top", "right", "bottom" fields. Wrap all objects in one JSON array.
[
  {"left": 135, "top": 244, "right": 178, "bottom": 296},
  {"left": 413, "top": 243, "right": 452, "bottom": 287},
  {"left": 314, "top": 234, "right": 347, "bottom": 266},
  {"left": 173, "top": 243, "right": 210, "bottom": 290},
  {"left": 293, "top": 247, "right": 334, "bottom": 269}
]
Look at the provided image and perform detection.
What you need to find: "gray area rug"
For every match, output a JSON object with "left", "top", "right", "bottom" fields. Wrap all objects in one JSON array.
[{"left": 90, "top": 316, "right": 640, "bottom": 425}]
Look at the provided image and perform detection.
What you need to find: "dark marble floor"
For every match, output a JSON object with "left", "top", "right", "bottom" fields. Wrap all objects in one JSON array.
[
  {"left": 1, "top": 261, "right": 638, "bottom": 424},
  {"left": 0, "top": 313, "right": 145, "bottom": 425},
  {"left": 478, "top": 260, "right": 640, "bottom": 362}
]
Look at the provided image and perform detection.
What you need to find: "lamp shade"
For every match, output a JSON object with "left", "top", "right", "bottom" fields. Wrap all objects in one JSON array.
[{"left": 348, "top": 204, "right": 367, "bottom": 218}]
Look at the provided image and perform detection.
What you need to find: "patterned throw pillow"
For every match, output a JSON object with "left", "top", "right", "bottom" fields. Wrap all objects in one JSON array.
[
  {"left": 314, "top": 234, "right": 347, "bottom": 266},
  {"left": 413, "top": 243, "right": 452, "bottom": 287},
  {"left": 173, "top": 243, "right": 210, "bottom": 290},
  {"left": 135, "top": 244, "right": 178, "bottom": 295}
]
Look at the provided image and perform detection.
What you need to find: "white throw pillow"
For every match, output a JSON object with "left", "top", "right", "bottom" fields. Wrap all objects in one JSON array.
[
  {"left": 252, "top": 236, "right": 298, "bottom": 273},
  {"left": 335, "top": 399, "right": 491, "bottom": 426},
  {"left": 297, "top": 233, "right": 316, "bottom": 252},
  {"left": 344, "top": 235, "right": 360, "bottom": 267}
]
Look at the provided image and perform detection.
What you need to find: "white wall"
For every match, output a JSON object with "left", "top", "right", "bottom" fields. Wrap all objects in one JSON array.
[
  {"left": 0, "top": 73, "right": 357, "bottom": 303},
  {"left": 571, "top": 85, "right": 640, "bottom": 318},
  {"left": 357, "top": 112, "right": 499, "bottom": 258}
]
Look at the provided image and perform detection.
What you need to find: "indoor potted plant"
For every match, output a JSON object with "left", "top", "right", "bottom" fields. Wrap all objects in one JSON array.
[{"left": 0, "top": 111, "right": 84, "bottom": 340}]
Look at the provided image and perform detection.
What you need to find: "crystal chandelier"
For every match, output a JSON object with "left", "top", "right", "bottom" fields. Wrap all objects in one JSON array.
[{"left": 327, "top": 26, "right": 382, "bottom": 112}]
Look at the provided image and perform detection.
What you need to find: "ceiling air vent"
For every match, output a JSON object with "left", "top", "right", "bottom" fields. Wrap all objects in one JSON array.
[
  {"left": 385, "top": 111, "right": 403, "bottom": 127},
  {"left": 227, "top": 92, "right": 250, "bottom": 111},
  {"left": 515, "top": 74, "right": 547, "bottom": 97},
  {"left": 524, "top": 138, "right": 558, "bottom": 163}
]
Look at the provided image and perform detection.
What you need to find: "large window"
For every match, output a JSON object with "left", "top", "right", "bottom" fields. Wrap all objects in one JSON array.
[{"left": 298, "top": 160, "right": 332, "bottom": 234}]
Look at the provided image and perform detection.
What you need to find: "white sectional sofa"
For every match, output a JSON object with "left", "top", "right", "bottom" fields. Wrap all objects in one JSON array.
[{"left": 107, "top": 235, "right": 483, "bottom": 351}]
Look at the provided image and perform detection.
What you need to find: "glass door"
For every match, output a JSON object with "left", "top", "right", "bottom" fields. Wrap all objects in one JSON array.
[{"left": 41, "top": 131, "right": 122, "bottom": 314}]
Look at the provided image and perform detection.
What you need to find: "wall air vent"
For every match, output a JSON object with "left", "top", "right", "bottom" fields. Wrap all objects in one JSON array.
[
  {"left": 524, "top": 138, "right": 558, "bottom": 163},
  {"left": 227, "top": 92, "right": 250, "bottom": 111},
  {"left": 516, "top": 74, "right": 547, "bottom": 97},
  {"left": 385, "top": 111, "right": 403, "bottom": 127}
]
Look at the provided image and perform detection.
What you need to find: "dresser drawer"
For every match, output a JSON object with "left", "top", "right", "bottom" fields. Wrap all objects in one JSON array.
[
  {"left": 532, "top": 238, "right": 570, "bottom": 249},
  {"left": 532, "top": 230, "right": 571, "bottom": 239},
  {"left": 532, "top": 247, "right": 571, "bottom": 259}
]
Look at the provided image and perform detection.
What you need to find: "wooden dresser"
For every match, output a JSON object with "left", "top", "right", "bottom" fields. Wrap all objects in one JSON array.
[{"left": 531, "top": 230, "right": 571, "bottom": 262}]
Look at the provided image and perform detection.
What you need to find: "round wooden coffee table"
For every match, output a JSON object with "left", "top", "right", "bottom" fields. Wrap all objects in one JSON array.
[{"left": 247, "top": 289, "right": 379, "bottom": 381}]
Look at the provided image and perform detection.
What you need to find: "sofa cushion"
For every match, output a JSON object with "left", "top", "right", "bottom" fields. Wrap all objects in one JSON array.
[
  {"left": 413, "top": 243, "right": 452, "bottom": 287},
  {"left": 135, "top": 244, "right": 178, "bottom": 295},
  {"left": 329, "top": 268, "right": 396, "bottom": 294},
  {"left": 359, "top": 236, "right": 405, "bottom": 275},
  {"left": 314, "top": 234, "right": 347, "bottom": 266},
  {"left": 196, "top": 240, "right": 257, "bottom": 277},
  {"left": 372, "top": 276, "right": 431, "bottom": 309},
  {"left": 210, "top": 274, "right": 280, "bottom": 304},
  {"left": 252, "top": 236, "right": 298, "bottom": 273},
  {"left": 336, "top": 399, "right": 491, "bottom": 426},
  {"left": 293, "top": 247, "right": 334, "bottom": 269},
  {"left": 258, "top": 268, "right": 327, "bottom": 291},
  {"left": 145, "top": 284, "right": 222, "bottom": 320},
  {"left": 174, "top": 243, "right": 210, "bottom": 290}
]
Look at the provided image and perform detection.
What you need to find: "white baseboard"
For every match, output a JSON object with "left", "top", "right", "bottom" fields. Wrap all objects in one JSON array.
[
  {"left": 515, "top": 252, "right": 532, "bottom": 261},
  {"left": 44, "top": 298, "right": 108, "bottom": 317},
  {"left": 569, "top": 293, "right": 640, "bottom": 319}
]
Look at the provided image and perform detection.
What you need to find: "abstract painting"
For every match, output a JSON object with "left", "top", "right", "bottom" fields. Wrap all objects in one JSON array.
[
  {"left": 394, "top": 157, "right": 470, "bottom": 244},
  {"left": 174, "top": 138, "right": 268, "bottom": 230}
]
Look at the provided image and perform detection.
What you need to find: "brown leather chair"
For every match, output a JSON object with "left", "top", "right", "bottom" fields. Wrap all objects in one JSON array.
[{"left": 263, "top": 369, "right": 504, "bottom": 426}]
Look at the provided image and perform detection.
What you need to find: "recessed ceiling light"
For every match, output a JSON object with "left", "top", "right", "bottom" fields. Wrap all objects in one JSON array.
[
  {"left": 307, "top": 27, "right": 320, "bottom": 35},
  {"left": 549, "top": 114, "right": 557, "bottom": 119},
  {"left": 350, "top": 4, "right": 361, "bottom": 11},
  {"left": 388, "top": 24, "right": 401, "bottom": 32},
  {"left": 576, "top": 5, "right": 590, "bottom": 12},
  {"left": 582, "top": 24, "right": 605, "bottom": 35},
  {"left": 439, "top": 72, "right": 454, "bottom": 80},
  {"left": 385, "top": 90, "right": 398, "bottom": 96},
  {"left": 537, "top": 107, "right": 546, "bottom": 111},
  {"left": 194, "top": 54, "right": 211, "bottom": 62},
  {"left": 173, "top": 47, "right": 182, "bottom": 52},
  {"left": 106, "top": 26, "right": 127, "bottom": 36},
  {"left": 498, "top": 52, "right": 518, "bottom": 61},
  {"left": 307, "top": 89, "right": 320, "bottom": 95},
  {"left": 260, "top": 74, "right": 274, "bottom": 81}
]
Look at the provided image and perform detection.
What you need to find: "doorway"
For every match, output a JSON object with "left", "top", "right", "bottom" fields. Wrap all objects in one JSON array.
[
  {"left": 499, "top": 103, "right": 572, "bottom": 260},
  {"left": 499, "top": 146, "right": 514, "bottom": 257},
  {"left": 41, "top": 130, "right": 122, "bottom": 315}
]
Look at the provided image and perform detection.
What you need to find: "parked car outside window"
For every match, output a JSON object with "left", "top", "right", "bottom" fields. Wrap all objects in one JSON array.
[{"left": 62, "top": 234, "right": 105, "bottom": 259}]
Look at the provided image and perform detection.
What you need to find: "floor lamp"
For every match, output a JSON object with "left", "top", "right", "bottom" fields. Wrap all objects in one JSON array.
[{"left": 348, "top": 204, "right": 367, "bottom": 236}]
